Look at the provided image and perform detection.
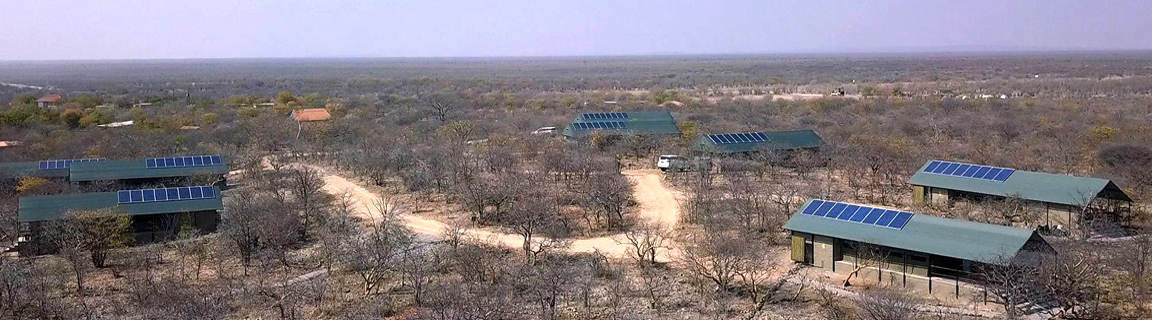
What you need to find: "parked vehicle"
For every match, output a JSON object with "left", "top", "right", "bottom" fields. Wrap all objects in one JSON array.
[
  {"left": 532, "top": 126, "right": 557, "bottom": 135},
  {"left": 657, "top": 155, "right": 681, "bottom": 171}
]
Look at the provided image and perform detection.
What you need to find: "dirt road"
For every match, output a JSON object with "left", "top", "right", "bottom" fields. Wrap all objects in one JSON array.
[{"left": 316, "top": 167, "right": 681, "bottom": 258}]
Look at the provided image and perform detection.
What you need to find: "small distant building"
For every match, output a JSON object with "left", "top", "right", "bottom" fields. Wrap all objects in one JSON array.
[
  {"left": 17, "top": 186, "right": 223, "bottom": 255},
  {"left": 785, "top": 199, "right": 1054, "bottom": 301},
  {"left": 36, "top": 94, "right": 62, "bottom": 108},
  {"left": 290, "top": 108, "right": 332, "bottom": 122},
  {"left": 254, "top": 102, "right": 276, "bottom": 108},
  {"left": 561, "top": 111, "right": 680, "bottom": 139},
  {"left": 132, "top": 102, "right": 154, "bottom": 108},
  {"left": 694, "top": 130, "right": 824, "bottom": 155},
  {"left": 909, "top": 160, "right": 1133, "bottom": 233},
  {"left": 0, "top": 141, "right": 19, "bottom": 149}
]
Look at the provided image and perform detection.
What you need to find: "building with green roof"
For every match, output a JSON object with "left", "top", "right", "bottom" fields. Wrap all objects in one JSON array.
[
  {"left": 909, "top": 160, "right": 1133, "bottom": 232},
  {"left": 69, "top": 156, "right": 230, "bottom": 183},
  {"left": 17, "top": 187, "right": 224, "bottom": 255},
  {"left": 0, "top": 155, "right": 229, "bottom": 187},
  {"left": 693, "top": 130, "right": 824, "bottom": 154},
  {"left": 785, "top": 199, "right": 1053, "bottom": 300},
  {"left": 0, "top": 161, "right": 69, "bottom": 179},
  {"left": 561, "top": 111, "right": 680, "bottom": 139}
]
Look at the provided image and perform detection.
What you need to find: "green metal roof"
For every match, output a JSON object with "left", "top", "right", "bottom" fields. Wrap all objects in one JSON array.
[
  {"left": 784, "top": 199, "right": 1049, "bottom": 263},
  {"left": 694, "top": 130, "right": 824, "bottom": 153},
  {"left": 0, "top": 162, "right": 69, "bottom": 179},
  {"left": 908, "top": 160, "right": 1131, "bottom": 206},
  {"left": 18, "top": 187, "right": 224, "bottom": 222},
  {"left": 561, "top": 111, "right": 680, "bottom": 138},
  {"left": 68, "top": 157, "right": 230, "bottom": 182}
]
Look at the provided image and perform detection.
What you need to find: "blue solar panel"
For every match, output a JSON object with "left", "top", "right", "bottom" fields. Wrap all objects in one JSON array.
[
  {"left": 924, "top": 161, "right": 942, "bottom": 173},
  {"left": 887, "top": 212, "right": 914, "bottom": 229},
  {"left": 862, "top": 207, "right": 885, "bottom": 224},
  {"left": 974, "top": 166, "right": 991, "bottom": 178},
  {"left": 849, "top": 207, "right": 870, "bottom": 222},
  {"left": 147, "top": 155, "right": 223, "bottom": 169},
  {"left": 839, "top": 205, "right": 861, "bottom": 220},
  {"left": 924, "top": 161, "right": 1016, "bottom": 182},
  {"left": 876, "top": 210, "right": 898, "bottom": 226},
  {"left": 117, "top": 186, "right": 218, "bottom": 204},
  {"left": 961, "top": 166, "right": 981, "bottom": 177},
  {"left": 707, "top": 132, "right": 770, "bottom": 145},
  {"left": 802, "top": 200, "right": 824, "bottom": 215},
  {"left": 803, "top": 200, "right": 915, "bottom": 231},
  {"left": 993, "top": 169, "right": 1014, "bottom": 181},
  {"left": 813, "top": 202, "right": 834, "bottom": 217},
  {"left": 954, "top": 164, "right": 971, "bottom": 176},
  {"left": 828, "top": 203, "right": 847, "bottom": 218},
  {"left": 37, "top": 158, "right": 106, "bottom": 170}
]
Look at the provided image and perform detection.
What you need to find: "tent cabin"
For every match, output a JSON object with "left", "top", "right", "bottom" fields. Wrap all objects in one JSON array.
[
  {"left": 561, "top": 111, "right": 680, "bottom": 140},
  {"left": 0, "top": 158, "right": 108, "bottom": 181},
  {"left": 0, "top": 156, "right": 229, "bottom": 188},
  {"left": 785, "top": 199, "right": 1054, "bottom": 301},
  {"left": 17, "top": 186, "right": 223, "bottom": 255},
  {"left": 69, "top": 155, "right": 229, "bottom": 188},
  {"left": 909, "top": 160, "right": 1133, "bottom": 233},
  {"left": 693, "top": 130, "right": 824, "bottom": 156}
]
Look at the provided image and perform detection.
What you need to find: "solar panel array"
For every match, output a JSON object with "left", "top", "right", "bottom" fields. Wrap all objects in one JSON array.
[
  {"left": 38, "top": 158, "right": 107, "bottom": 170},
  {"left": 573, "top": 122, "right": 627, "bottom": 130},
  {"left": 801, "top": 200, "right": 914, "bottom": 230},
  {"left": 117, "top": 186, "right": 216, "bottom": 204},
  {"left": 146, "top": 155, "right": 222, "bottom": 169},
  {"left": 581, "top": 112, "right": 628, "bottom": 120},
  {"left": 707, "top": 132, "right": 769, "bottom": 145},
  {"left": 923, "top": 160, "right": 1015, "bottom": 182}
]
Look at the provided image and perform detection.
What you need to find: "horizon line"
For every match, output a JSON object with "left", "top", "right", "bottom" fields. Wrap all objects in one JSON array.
[{"left": 4, "top": 48, "right": 1152, "bottom": 63}]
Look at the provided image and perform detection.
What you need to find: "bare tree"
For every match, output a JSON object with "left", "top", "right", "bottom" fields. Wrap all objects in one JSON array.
[
  {"left": 398, "top": 243, "right": 439, "bottom": 306},
  {"left": 345, "top": 220, "right": 414, "bottom": 295},
  {"left": 287, "top": 167, "right": 329, "bottom": 239},
  {"left": 855, "top": 289, "right": 923, "bottom": 320},
  {"left": 978, "top": 255, "right": 1045, "bottom": 319},
  {"left": 620, "top": 221, "right": 669, "bottom": 267}
]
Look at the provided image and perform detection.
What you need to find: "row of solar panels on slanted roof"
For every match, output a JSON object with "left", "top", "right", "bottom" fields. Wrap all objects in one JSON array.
[
  {"left": 572, "top": 122, "right": 628, "bottom": 130},
  {"left": 801, "top": 199, "right": 914, "bottom": 230},
  {"left": 38, "top": 158, "right": 107, "bottom": 170},
  {"left": 581, "top": 112, "right": 628, "bottom": 120},
  {"left": 924, "top": 160, "right": 1015, "bottom": 182},
  {"left": 117, "top": 186, "right": 216, "bottom": 204},
  {"left": 146, "top": 155, "right": 223, "bottom": 169},
  {"left": 707, "top": 132, "right": 769, "bottom": 145}
]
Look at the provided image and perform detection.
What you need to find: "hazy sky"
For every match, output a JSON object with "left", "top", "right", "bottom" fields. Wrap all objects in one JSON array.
[{"left": 1, "top": 0, "right": 1150, "bottom": 60}]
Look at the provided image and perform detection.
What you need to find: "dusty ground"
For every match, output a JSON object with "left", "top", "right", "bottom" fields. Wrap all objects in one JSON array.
[{"left": 312, "top": 165, "right": 683, "bottom": 259}]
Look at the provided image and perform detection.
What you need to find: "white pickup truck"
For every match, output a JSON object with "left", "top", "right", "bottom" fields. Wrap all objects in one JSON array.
[{"left": 657, "top": 155, "right": 681, "bottom": 171}]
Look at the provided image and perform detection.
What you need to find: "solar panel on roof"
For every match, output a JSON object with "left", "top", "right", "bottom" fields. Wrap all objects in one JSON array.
[
  {"left": 707, "top": 132, "right": 774, "bottom": 145},
  {"left": 802, "top": 200, "right": 914, "bottom": 230},
  {"left": 923, "top": 160, "right": 1015, "bottom": 182},
  {"left": 147, "top": 155, "right": 224, "bottom": 169},
  {"left": 37, "top": 158, "right": 107, "bottom": 170},
  {"left": 116, "top": 186, "right": 217, "bottom": 204}
]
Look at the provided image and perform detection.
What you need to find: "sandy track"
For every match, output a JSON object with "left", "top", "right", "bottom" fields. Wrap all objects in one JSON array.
[{"left": 316, "top": 167, "right": 680, "bottom": 258}]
